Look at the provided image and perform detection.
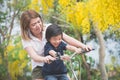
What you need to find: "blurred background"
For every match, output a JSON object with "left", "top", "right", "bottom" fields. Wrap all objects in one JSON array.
[{"left": 0, "top": 0, "right": 120, "bottom": 80}]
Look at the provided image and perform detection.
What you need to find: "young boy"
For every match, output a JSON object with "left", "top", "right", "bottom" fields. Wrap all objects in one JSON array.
[{"left": 42, "top": 24, "right": 81, "bottom": 80}]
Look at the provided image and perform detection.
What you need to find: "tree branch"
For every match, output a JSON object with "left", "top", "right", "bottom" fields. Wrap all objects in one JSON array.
[
  {"left": 51, "top": 16, "right": 71, "bottom": 25},
  {"left": 0, "top": 28, "right": 5, "bottom": 37}
]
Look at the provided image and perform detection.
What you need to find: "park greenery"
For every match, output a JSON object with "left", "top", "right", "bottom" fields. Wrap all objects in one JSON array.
[{"left": 0, "top": 0, "right": 120, "bottom": 80}]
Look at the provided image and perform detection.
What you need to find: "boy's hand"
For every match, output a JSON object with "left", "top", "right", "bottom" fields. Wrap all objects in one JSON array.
[{"left": 61, "top": 54, "right": 70, "bottom": 61}]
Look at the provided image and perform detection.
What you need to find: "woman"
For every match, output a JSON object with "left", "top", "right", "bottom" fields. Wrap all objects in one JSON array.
[{"left": 20, "top": 9, "right": 92, "bottom": 80}]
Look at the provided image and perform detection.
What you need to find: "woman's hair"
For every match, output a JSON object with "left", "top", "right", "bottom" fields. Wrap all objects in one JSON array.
[
  {"left": 46, "top": 24, "right": 63, "bottom": 41},
  {"left": 20, "top": 10, "right": 43, "bottom": 40}
]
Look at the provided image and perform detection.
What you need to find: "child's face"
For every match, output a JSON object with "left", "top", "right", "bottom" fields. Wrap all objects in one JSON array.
[{"left": 49, "top": 34, "right": 62, "bottom": 48}]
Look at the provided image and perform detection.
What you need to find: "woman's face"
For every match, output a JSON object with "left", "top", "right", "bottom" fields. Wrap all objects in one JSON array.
[
  {"left": 49, "top": 34, "right": 62, "bottom": 48},
  {"left": 29, "top": 17, "right": 43, "bottom": 36}
]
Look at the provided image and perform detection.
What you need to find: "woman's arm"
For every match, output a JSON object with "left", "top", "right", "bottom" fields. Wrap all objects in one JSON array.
[
  {"left": 25, "top": 47, "right": 55, "bottom": 63},
  {"left": 63, "top": 33, "right": 92, "bottom": 51}
]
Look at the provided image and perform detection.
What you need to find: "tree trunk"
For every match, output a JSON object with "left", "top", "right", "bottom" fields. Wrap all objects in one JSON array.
[
  {"left": 81, "top": 55, "right": 91, "bottom": 80},
  {"left": 93, "top": 26, "right": 108, "bottom": 80}
]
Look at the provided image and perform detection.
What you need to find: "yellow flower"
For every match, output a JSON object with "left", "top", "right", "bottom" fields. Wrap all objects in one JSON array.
[
  {"left": 0, "top": 56, "right": 2, "bottom": 64},
  {"left": 6, "top": 45, "right": 14, "bottom": 52},
  {"left": 58, "top": 0, "right": 70, "bottom": 8},
  {"left": 41, "top": 0, "right": 54, "bottom": 14},
  {"left": 19, "top": 50, "right": 27, "bottom": 60},
  {"left": 27, "top": 0, "right": 40, "bottom": 12}
]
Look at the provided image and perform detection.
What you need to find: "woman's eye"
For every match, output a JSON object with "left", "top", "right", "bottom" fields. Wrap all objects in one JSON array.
[
  {"left": 37, "top": 20, "right": 41, "bottom": 24},
  {"left": 38, "top": 21, "right": 40, "bottom": 23},
  {"left": 32, "top": 24, "right": 35, "bottom": 26},
  {"left": 32, "top": 24, "right": 35, "bottom": 27}
]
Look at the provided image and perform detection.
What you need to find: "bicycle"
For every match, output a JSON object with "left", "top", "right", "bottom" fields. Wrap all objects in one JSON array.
[{"left": 55, "top": 49, "right": 95, "bottom": 80}]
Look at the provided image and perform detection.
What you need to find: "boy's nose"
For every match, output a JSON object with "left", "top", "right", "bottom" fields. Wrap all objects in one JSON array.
[{"left": 56, "top": 40, "right": 60, "bottom": 43}]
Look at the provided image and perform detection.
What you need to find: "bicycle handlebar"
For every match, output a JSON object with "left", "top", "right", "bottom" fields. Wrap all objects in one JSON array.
[
  {"left": 81, "top": 48, "right": 95, "bottom": 53},
  {"left": 55, "top": 49, "right": 95, "bottom": 60},
  {"left": 70, "top": 48, "right": 95, "bottom": 59}
]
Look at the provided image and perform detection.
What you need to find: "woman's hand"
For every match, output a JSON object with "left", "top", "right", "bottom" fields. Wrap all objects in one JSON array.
[
  {"left": 83, "top": 45, "right": 93, "bottom": 52},
  {"left": 75, "top": 45, "right": 93, "bottom": 54}
]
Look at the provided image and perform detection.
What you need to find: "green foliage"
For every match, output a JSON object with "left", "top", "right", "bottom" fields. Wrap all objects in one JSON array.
[
  {"left": 65, "top": 50, "right": 101, "bottom": 80},
  {"left": 0, "top": 0, "right": 31, "bottom": 80},
  {"left": 0, "top": 64, "right": 7, "bottom": 79},
  {"left": 0, "top": 35, "right": 31, "bottom": 80},
  {"left": 63, "top": 27, "right": 101, "bottom": 80}
]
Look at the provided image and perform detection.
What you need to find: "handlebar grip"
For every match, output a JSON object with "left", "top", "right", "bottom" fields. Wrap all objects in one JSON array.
[{"left": 81, "top": 48, "right": 95, "bottom": 53}]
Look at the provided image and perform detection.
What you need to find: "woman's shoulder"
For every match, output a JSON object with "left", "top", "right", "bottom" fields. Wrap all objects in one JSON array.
[{"left": 21, "top": 39, "right": 32, "bottom": 49}]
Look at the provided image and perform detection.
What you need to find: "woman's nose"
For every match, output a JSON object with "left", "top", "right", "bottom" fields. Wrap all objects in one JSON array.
[{"left": 36, "top": 22, "right": 40, "bottom": 27}]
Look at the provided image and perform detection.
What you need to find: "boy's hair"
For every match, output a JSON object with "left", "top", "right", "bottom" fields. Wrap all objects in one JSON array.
[{"left": 46, "top": 24, "right": 63, "bottom": 41}]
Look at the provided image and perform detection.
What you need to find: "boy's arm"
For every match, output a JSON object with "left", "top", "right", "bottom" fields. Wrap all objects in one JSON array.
[
  {"left": 66, "top": 45, "right": 81, "bottom": 53},
  {"left": 44, "top": 42, "right": 57, "bottom": 57}
]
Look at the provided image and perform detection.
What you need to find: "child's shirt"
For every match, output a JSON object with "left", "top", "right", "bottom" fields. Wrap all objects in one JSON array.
[{"left": 42, "top": 41, "right": 68, "bottom": 76}]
